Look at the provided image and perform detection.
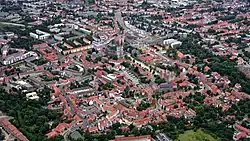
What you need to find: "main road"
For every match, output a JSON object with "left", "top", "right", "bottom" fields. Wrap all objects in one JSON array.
[{"left": 115, "top": 12, "right": 129, "bottom": 32}]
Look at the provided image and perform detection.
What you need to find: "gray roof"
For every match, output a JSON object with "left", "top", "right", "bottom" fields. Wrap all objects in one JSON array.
[
  {"left": 159, "top": 83, "right": 173, "bottom": 89},
  {"left": 0, "top": 12, "right": 9, "bottom": 17}
]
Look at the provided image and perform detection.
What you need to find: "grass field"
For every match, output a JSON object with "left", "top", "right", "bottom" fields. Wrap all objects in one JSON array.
[{"left": 176, "top": 129, "right": 219, "bottom": 141}]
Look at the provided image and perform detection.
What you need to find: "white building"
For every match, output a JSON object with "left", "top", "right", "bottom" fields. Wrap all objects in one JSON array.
[
  {"left": 26, "top": 92, "right": 39, "bottom": 100},
  {"left": 30, "top": 32, "right": 39, "bottom": 39},
  {"left": 163, "top": 39, "right": 182, "bottom": 47},
  {"left": 30, "top": 30, "right": 51, "bottom": 40},
  {"left": 2, "top": 51, "right": 38, "bottom": 65}
]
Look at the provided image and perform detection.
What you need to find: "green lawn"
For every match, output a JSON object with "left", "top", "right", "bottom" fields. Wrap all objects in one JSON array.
[{"left": 176, "top": 129, "right": 219, "bottom": 141}]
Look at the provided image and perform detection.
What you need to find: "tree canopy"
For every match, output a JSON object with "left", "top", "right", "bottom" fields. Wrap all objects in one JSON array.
[{"left": 0, "top": 86, "right": 62, "bottom": 141}]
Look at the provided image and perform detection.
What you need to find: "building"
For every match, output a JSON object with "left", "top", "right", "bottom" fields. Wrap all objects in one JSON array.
[
  {"left": 67, "top": 87, "right": 95, "bottom": 96},
  {"left": 62, "top": 45, "right": 92, "bottom": 55},
  {"left": 233, "top": 124, "right": 250, "bottom": 140},
  {"left": 163, "top": 39, "right": 182, "bottom": 48},
  {"left": 114, "top": 135, "right": 153, "bottom": 141},
  {"left": 2, "top": 51, "right": 38, "bottom": 65},
  {"left": 30, "top": 30, "right": 51, "bottom": 40},
  {"left": 26, "top": 92, "right": 39, "bottom": 100},
  {"left": 39, "top": 46, "right": 58, "bottom": 61},
  {"left": 116, "top": 35, "right": 125, "bottom": 58},
  {"left": 0, "top": 116, "right": 29, "bottom": 141}
]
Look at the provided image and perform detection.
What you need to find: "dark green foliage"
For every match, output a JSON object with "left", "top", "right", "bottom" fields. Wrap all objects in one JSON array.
[
  {"left": 10, "top": 37, "right": 42, "bottom": 51},
  {"left": 154, "top": 75, "right": 166, "bottom": 84},
  {"left": 183, "top": 92, "right": 206, "bottom": 105},
  {"left": 0, "top": 86, "right": 62, "bottom": 141},
  {"left": 70, "top": 81, "right": 89, "bottom": 89},
  {"left": 31, "top": 58, "right": 48, "bottom": 66},
  {"left": 226, "top": 99, "right": 250, "bottom": 121},
  {"left": 103, "top": 83, "right": 114, "bottom": 90},
  {"left": 137, "top": 101, "right": 151, "bottom": 111},
  {"left": 121, "top": 61, "right": 131, "bottom": 68}
]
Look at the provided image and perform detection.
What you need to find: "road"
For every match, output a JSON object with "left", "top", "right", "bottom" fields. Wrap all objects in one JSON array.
[
  {"left": 66, "top": 95, "right": 76, "bottom": 114},
  {"left": 116, "top": 12, "right": 163, "bottom": 45},
  {"left": 115, "top": 12, "right": 145, "bottom": 36},
  {"left": 115, "top": 12, "right": 129, "bottom": 32}
]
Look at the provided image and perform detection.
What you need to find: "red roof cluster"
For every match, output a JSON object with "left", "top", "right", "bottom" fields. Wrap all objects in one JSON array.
[{"left": 37, "top": 43, "right": 58, "bottom": 61}]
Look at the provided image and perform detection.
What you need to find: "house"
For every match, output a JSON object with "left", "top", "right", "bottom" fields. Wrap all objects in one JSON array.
[
  {"left": 234, "top": 132, "right": 247, "bottom": 141},
  {"left": 98, "top": 119, "right": 112, "bottom": 131},
  {"left": 235, "top": 124, "right": 250, "bottom": 134},
  {"left": 234, "top": 83, "right": 241, "bottom": 90},
  {"left": 177, "top": 51, "right": 184, "bottom": 59},
  {"left": 88, "top": 126, "right": 99, "bottom": 133},
  {"left": 233, "top": 124, "right": 250, "bottom": 140},
  {"left": 47, "top": 122, "right": 71, "bottom": 138},
  {"left": 106, "top": 109, "right": 119, "bottom": 120},
  {"left": 47, "top": 130, "right": 58, "bottom": 138},
  {"left": 133, "top": 117, "right": 151, "bottom": 127},
  {"left": 0, "top": 77, "right": 8, "bottom": 83}
]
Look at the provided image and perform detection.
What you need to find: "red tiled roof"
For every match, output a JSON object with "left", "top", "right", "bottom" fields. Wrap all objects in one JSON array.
[
  {"left": 235, "top": 124, "right": 250, "bottom": 134},
  {"left": 53, "top": 122, "right": 70, "bottom": 133},
  {"left": 33, "top": 43, "right": 49, "bottom": 48},
  {"left": 88, "top": 126, "right": 98, "bottom": 133},
  {"left": 74, "top": 115, "right": 82, "bottom": 122},
  {"left": 114, "top": 135, "right": 153, "bottom": 141},
  {"left": 46, "top": 131, "right": 58, "bottom": 138},
  {"left": 0, "top": 117, "right": 29, "bottom": 141},
  {"left": 234, "top": 132, "right": 247, "bottom": 140}
]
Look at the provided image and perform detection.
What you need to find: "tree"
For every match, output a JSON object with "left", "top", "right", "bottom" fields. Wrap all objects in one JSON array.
[
  {"left": 0, "top": 86, "right": 62, "bottom": 141},
  {"left": 121, "top": 61, "right": 130, "bottom": 68},
  {"left": 103, "top": 83, "right": 114, "bottom": 90},
  {"left": 110, "top": 54, "right": 118, "bottom": 60},
  {"left": 87, "top": 50, "right": 92, "bottom": 54},
  {"left": 154, "top": 76, "right": 166, "bottom": 84},
  {"left": 137, "top": 101, "right": 151, "bottom": 111}
]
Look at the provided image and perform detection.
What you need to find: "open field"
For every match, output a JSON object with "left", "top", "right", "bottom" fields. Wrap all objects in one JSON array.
[{"left": 176, "top": 129, "right": 219, "bottom": 141}]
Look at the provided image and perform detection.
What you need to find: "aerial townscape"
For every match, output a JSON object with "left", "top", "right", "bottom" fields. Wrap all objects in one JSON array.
[{"left": 0, "top": 0, "right": 250, "bottom": 141}]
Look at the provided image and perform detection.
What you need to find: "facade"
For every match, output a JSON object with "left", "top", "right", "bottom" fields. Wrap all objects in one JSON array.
[
  {"left": 30, "top": 30, "right": 51, "bottom": 40},
  {"left": 114, "top": 135, "right": 153, "bottom": 141},
  {"left": 62, "top": 45, "right": 92, "bottom": 55},
  {"left": 163, "top": 39, "right": 182, "bottom": 47},
  {"left": 2, "top": 51, "right": 39, "bottom": 65},
  {"left": 26, "top": 92, "right": 39, "bottom": 100}
]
